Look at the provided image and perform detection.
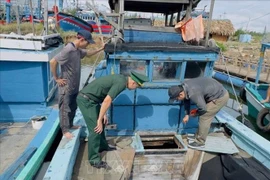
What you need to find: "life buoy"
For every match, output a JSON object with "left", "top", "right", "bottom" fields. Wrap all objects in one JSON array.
[
  {"left": 239, "top": 87, "right": 246, "bottom": 102},
  {"left": 256, "top": 108, "right": 270, "bottom": 132}
]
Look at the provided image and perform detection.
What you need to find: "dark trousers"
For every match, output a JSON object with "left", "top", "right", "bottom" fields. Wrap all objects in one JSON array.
[
  {"left": 59, "top": 93, "right": 78, "bottom": 133},
  {"left": 76, "top": 95, "right": 109, "bottom": 164}
]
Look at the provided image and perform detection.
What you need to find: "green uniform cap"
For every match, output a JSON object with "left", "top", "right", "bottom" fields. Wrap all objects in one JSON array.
[{"left": 130, "top": 71, "right": 149, "bottom": 86}]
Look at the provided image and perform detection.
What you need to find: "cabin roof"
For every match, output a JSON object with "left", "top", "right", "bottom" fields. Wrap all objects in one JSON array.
[
  {"left": 105, "top": 42, "right": 220, "bottom": 53},
  {"left": 108, "top": 0, "right": 201, "bottom": 14}
]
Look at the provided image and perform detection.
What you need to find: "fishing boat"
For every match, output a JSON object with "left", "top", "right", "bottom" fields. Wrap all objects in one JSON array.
[
  {"left": 241, "top": 42, "right": 270, "bottom": 132},
  {"left": 213, "top": 43, "right": 270, "bottom": 132},
  {"left": 1, "top": 0, "right": 270, "bottom": 180},
  {"left": 47, "top": 10, "right": 94, "bottom": 33}
]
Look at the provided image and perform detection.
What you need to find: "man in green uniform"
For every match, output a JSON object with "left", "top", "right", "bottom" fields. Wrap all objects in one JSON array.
[{"left": 77, "top": 71, "right": 148, "bottom": 168}]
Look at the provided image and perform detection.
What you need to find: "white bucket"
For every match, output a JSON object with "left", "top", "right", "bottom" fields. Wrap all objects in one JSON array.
[{"left": 31, "top": 116, "right": 46, "bottom": 130}]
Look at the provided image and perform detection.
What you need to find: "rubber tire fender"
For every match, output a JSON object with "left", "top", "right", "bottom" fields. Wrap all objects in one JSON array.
[{"left": 256, "top": 108, "right": 270, "bottom": 132}]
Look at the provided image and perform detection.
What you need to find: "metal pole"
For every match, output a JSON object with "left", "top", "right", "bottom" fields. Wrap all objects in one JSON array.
[
  {"left": 29, "top": 0, "right": 36, "bottom": 35},
  {"left": 54, "top": 0, "right": 58, "bottom": 28},
  {"left": 44, "top": 0, "right": 48, "bottom": 35},
  {"left": 6, "top": 0, "right": 11, "bottom": 24},
  {"left": 15, "top": 5, "right": 21, "bottom": 35},
  {"left": 37, "top": 0, "right": 41, "bottom": 19},
  {"left": 185, "top": 0, "right": 192, "bottom": 20},
  {"left": 59, "top": 0, "right": 63, "bottom": 11},
  {"left": 119, "top": 0, "right": 124, "bottom": 31},
  {"left": 205, "top": 0, "right": 215, "bottom": 47},
  {"left": 255, "top": 45, "right": 266, "bottom": 85}
]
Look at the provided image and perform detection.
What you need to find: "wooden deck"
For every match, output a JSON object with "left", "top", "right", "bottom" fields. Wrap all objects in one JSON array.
[
  {"left": 72, "top": 138, "right": 136, "bottom": 180},
  {"left": 72, "top": 135, "right": 230, "bottom": 180},
  {"left": 0, "top": 122, "right": 37, "bottom": 174}
]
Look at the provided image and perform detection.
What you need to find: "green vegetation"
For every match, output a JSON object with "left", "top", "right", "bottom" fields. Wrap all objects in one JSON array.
[
  {"left": 0, "top": 22, "right": 44, "bottom": 35},
  {"left": 216, "top": 41, "right": 227, "bottom": 52}
]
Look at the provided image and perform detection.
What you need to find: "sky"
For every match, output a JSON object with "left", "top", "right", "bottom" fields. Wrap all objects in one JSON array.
[{"left": 50, "top": 0, "right": 270, "bottom": 33}]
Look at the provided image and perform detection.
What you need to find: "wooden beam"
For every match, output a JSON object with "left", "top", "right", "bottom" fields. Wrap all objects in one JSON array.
[
  {"left": 43, "top": 128, "right": 82, "bottom": 179},
  {"left": 183, "top": 149, "right": 205, "bottom": 179},
  {"left": 205, "top": 0, "right": 215, "bottom": 46}
]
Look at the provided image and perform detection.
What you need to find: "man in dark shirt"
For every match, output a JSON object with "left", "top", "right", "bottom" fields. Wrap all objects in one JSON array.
[
  {"left": 168, "top": 77, "right": 229, "bottom": 149},
  {"left": 50, "top": 30, "right": 104, "bottom": 139},
  {"left": 77, "top": 71, "right": 148, "bottom": 168}
]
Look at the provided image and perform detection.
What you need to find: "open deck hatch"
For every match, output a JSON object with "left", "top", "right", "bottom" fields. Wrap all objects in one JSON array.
[{"left": 140, "top": 134, "right": 186, "bottom": 153}]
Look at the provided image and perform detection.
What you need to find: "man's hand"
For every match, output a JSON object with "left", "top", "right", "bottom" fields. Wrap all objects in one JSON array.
[
  {"left": 94, "top": 120, "right": 103, "bottom": 134},
  {"left": 190, "top": 109, "right": 198, "bottom": 117},
  {"left": 55, "top": 78, "right": 67, "bottom": 86},
  {"left": 103, "top": 114, "right": 109, "bottom": 125},
  {"left": 183, "top": 115, "right": 189, "bottom": 124}
]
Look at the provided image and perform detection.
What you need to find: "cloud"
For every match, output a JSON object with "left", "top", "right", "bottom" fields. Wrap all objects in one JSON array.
[{"left": 197, "top": 0, "right": 270, "bottom": 32}]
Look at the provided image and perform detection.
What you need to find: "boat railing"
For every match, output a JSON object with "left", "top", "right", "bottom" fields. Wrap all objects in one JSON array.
[{"left": 215, "top": 55, "right": 270, "bottom": 83}]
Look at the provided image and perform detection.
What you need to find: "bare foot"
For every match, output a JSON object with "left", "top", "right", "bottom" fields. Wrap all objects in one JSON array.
[
  {"left": 261, "top": 99, "right": 270, "bottom": 103},
  {"left": 64, "top": 132, "right": 74, "bottom": 139},
  {"left": 71, "top": 125, "right": 81, "bottom": 129}
]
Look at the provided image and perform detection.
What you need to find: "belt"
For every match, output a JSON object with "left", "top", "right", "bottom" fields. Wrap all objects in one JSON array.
[{"left": 79, "top": 92, "right": 93, "bottom": 102}]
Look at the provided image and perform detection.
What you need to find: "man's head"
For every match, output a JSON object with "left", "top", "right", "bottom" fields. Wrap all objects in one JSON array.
[
  {"left": 76, "top": 30, "right": 95, "bottom": 48},
  {"left": 127, "top": 71, "right": 149, "bottom": 90},
  {"left": 168, "top": 85, "right": 186, "bottom": 103}
]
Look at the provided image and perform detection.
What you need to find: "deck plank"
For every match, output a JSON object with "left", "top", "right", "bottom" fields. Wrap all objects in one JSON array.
[
  {"left": 72, "top": 142, "right": 135, "bottom": 180},
  {"left": 131, "top": 154, "right": 185, "bottom": 180}
]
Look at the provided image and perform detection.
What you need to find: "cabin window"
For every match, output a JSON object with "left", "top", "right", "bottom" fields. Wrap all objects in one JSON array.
[
  {"left": 184, "top": 62, "right": 207, "bottom": 79},
  {"left": 120, "top": 60, "right": 147, "bottom": 76},
  {"left": 152, "top": 62, "right": 181, "bottom": 81}
]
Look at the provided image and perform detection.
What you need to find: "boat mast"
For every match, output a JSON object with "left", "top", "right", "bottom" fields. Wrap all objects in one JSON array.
[
  {"left": 37, "top": 0, "right": 42, "bottom": 19},
  {"left": 205, "top": 0, "right": 215, "bottom": 46},
  {"left": 6, "top": 0, "right": 11, "bottom": 24},
  {"left": 59, "top": 0, "right": 64, "bottom": 11},
  {"left": 43, "top": 0, "right": 48, "bottom": 35}
]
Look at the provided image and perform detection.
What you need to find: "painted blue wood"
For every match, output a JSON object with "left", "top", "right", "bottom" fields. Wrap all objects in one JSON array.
[
  {"left": 109, "top": 51, "right": 219, "bottom": 61},
  {"left": 111, "top": 106, "right": 134, "bottom": 130},
  {"left": 1, "top": 110, "right": 59, "bottom": 179},
  {"left": 212, "top": 71, "right": 246, "bottom": 88},
  {"left": 0, "top": 103, "right": 50, "bottom": 122},
  {"left": 113, "top": 89, "right": 135, "bottom": 105},
  {"left": 0, "top": 147, "right": 37, "bottom": 180},
  {"left": 124, "top": 30, "right": 182, "bottom": 43},
  {"left": 0, "top": 45, "right": 60, "bottom": 122},
  {"left": 28, "top": 109, "right": 59, "bottom": 147},
  {"left": 148, "top": 60, "right": 154, "bottom": 81},
  {"left": 255, "top": 44, "right": 268, "bottom": 84},
  {"left": 135, "top": 105, "right": 179, "bottom": 131},
  {"left": 204, "top": 61, "right": 215, "bottom": 77},
  {"left": 94, "top": 60, "right": 108, "bottom": 78},
  {"left": 135, "top": 88, "right": 170, "bottom": 104},
  {"left": 216, "top": 110, "right": 270, "bottom": 169},
  {"left": 0, "top": 61, "right": 48, "bottom": 102},
  {"left": 178, "top": 104, "right": 199, "bottom": 134},
  {"left": 131, "top": 133, "right": 144, "bottom": 153},
  {"left": 43, "top": 128, "right": 81, "bottom": 180},
  {"left": 16, "top": 110, "right": 60, "bottom": 179},
  {"left": 179, "top": 61, "right": 187, "bottom": 81}
]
